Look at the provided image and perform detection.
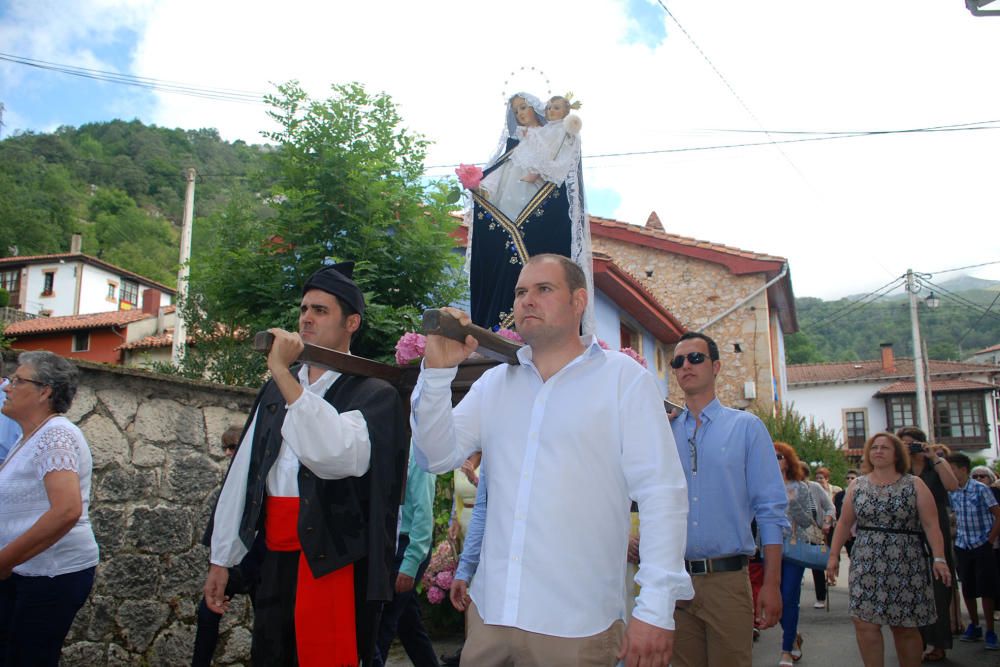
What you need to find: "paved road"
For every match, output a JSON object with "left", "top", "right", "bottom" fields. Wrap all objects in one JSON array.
[{"left": 387, "top": 572, "right": 1000, "bottom": 666}]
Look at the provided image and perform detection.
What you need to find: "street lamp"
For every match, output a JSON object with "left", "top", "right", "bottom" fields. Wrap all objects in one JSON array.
[{"left": 925, "top": 292, "right": 941, "bottom": 310}]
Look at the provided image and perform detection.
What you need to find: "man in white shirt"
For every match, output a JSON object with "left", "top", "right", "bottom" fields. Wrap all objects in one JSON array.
[
  {"left": 202, "top": 263, "right": 408, "bottom": 666},
  {"left": 411, "top": 253, "right": 693, "bottom": 666}
]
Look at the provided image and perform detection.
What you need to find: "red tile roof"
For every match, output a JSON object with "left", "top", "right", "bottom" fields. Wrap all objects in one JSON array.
[
  {"left": 4, "top": 310, "right": 152, "bottom": 336},
  {"left": 788, "top": 358, "right": 999, "bottom": 385},
  {"left": 875, "top": 379, "right": 998, "bottom": 396},
  {"left": 117, "top": 329, "right": 192, "bottom": 351},
  {"left": 974, "top": 343, "right": 1000, "bottom": 355},
  {"left": 588, "top": 215, "right": 787, "bottom": 270},
  {"left": 0, "top": 253, "right": 176, "bottom": 294}
]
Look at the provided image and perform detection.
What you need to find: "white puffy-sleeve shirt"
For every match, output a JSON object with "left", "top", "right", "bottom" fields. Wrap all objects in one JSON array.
[
  {"left": 0, "top": 416, "right": 99, "bottom": 576},
  {"left": 210, "top": 365, "right": 371, "bottom": 567}
]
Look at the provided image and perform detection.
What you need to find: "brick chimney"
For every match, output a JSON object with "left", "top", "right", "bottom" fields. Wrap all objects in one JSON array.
[
  {"left": 880, "top": 342, "right": 896, "bottom": 373},
  {"left": 141, "top": 289, "right": 161, "bottom": 315},
  {"left": 70, "top": 233, "right": 83, "bottom": 254}
]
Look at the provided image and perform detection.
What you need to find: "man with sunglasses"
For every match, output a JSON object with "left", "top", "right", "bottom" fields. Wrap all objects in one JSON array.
[{"left": 667, "top": 331, "right": 788, "bottom": 667}]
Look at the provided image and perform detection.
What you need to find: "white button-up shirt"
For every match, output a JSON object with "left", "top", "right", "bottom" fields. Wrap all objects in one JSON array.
[
  {"left": 211, "top": 366, "right": 370, "bottom": 568},
  {"left": 411, "top": 338, "right": 693, "bottom": 636}
]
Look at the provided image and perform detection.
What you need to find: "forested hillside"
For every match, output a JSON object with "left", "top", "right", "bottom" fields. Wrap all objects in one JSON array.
[
  {"left": 786, "top": 283, "right": 1000, "bottom": 364},
  {"left": 0, "top": 120, "right": 272, "bottom": 284}
]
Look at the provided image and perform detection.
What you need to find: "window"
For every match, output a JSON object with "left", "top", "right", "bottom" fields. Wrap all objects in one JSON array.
[
  {"left": 120, "top": 280, "right": 139, "bottom": 307},
  {"left": 934, "top": 393, "right": 985, "bottom": 444},
  {"left": 619, "top": 321, "right": 642, "bottom": 355},
  {"left": 843, "top": 409, "right": 867, "bottom": 448},
  {"left": 42, "top": 271, "right": 55, "bottom": 296},
  {"left": 886, "top": 396, "right": 916, "bottom": 431},
  {"left": 0, "top": 269, "right": 19, "bottom": 294},
  {"left": 107, "top": 282, "right": 117, "bottom": 301},
  {"left": 654, "top": 344, "right": 668, "bottom": 378},
  {"left": 72, "top": 331, "right": 90, "bottom": 352}
]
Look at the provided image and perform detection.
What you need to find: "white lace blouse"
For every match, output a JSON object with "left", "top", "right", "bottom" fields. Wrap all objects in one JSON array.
[{"left": 0, "top": 416, "right": 99, "bottom": 576}]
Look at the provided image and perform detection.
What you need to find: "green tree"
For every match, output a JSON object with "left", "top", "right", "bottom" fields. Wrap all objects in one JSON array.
[
  {"left": 753, "top": 403, "right": 849, "bottom": 486},
  {"left": 182, "top": 82, "right": 464, "bottom": 385}
]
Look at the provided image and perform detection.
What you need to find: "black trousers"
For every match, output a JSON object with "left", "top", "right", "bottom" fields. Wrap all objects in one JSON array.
[
  {"left": 252, "top": 550, "right": 381, "bottom": 666},
  {"left": 373, "top": 534, "right": 439, "bottom": 667}
]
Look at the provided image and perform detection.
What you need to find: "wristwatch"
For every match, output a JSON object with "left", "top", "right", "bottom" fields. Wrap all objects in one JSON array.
[{"left": 933, "top": 557, "right": 947, "bottom": 564}]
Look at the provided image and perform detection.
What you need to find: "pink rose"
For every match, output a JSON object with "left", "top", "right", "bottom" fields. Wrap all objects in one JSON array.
[
  {"left": 456, "top": 164, "right": 484, "bottom": 190},
  {"left": 427, "top": 585, "right": 446, "bottom": 605},
  {"left": 619, "top": 347, "right": 648, "bottom": 368},
  {"left": 495, "top": 328, "right": 523, "bottom": 344},
  {"left": 435, "top": 570, "right": 454, "bottom": 590},
  {"left": 395, "top": 331, "right": 427, "bottom": 365}
]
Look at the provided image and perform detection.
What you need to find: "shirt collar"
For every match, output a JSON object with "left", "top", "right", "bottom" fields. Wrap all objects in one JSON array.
[
  {"left": 681, "top": 396, "right": 722, "bottom": 424},
  {"left": 515, "top": 335, "right": 602, "bottom": 367}
]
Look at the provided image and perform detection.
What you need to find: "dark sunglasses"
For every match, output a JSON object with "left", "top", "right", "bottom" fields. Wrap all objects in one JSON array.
[
  {"left": 670, "top": 352, "right": 709, "bottom": 369},
  {"left": 775, "top": 453, "right": 785, "bottom": 460},
  {"left": 972, "top": 473, "right": 989, "bottom": 479}
]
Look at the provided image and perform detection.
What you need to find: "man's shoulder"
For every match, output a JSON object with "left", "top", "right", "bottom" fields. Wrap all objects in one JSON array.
[{"left": 712, "top": 401, "right": 766, "bottom": 428}]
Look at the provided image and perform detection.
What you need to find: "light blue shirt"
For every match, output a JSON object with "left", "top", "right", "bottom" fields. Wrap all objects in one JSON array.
[
  {"left": 0, "top": 381, "right": 22, "bottom": 461},
  {"left": 672, "top": 397, "right": 788, "bottom": 559},
  {"left": 456, "top": 460, "right": 487, "bottom": 583},
  {"left": 399, "top": 450, "right": 436, "bottom": 578}
]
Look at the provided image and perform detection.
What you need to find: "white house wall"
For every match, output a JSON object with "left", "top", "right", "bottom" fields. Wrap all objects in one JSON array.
[
  {"left": 78, "top": 263, "right": 121, "bottom": 315},
  {"left": 25, "top": 263, "right": 76, "bottom": 316},
  {"left": 593, "top": 290, "right": 670, "bottom": 397},
  {"left": 786, "top": 383, "right": 886, "bottom": 445}
]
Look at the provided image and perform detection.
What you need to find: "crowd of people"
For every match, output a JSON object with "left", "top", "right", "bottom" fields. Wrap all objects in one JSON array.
[{"left": 1, "top": 249, "right": 1000, "bottom": 667}]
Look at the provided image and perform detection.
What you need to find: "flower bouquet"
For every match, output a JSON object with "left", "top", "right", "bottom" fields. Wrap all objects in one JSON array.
[{"left": 421, "top": 537, "right": 458, "bottom": 605}]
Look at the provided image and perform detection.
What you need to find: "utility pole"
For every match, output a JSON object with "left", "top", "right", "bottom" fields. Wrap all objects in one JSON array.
[
  {"left": 0, "top": 102, "right": 6, "bottom": 140},
  {"left": 172, "top": 167, "right": 195, "bottom": 367},
  {"left": 906, "top": 269, "right": 930, "bottom": 435}
]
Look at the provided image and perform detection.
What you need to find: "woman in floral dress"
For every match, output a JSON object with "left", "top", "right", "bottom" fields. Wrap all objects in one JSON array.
[{"left": 827, "top": 432, "right": 952, "bottom": 667}]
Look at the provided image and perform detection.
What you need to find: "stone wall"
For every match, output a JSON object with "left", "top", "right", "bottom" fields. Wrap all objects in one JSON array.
[
  {"left": 4, "top": 354, "right": 259, "bottom": 665},
  {"left": 592, "top": 236, "right": 778, "bottom": 410}
]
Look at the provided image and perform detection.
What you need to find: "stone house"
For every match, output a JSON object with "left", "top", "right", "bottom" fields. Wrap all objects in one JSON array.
[{"left": 589, "top": 212, "right": 798, "bottom": 411}]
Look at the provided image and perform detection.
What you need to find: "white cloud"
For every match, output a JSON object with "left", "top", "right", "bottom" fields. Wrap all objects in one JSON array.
[{"left": 5, "top": 0, "right": 1000, "bottom": 299}]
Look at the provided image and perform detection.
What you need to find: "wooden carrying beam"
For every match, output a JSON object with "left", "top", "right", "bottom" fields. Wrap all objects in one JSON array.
[
  {"left": 252, "top": 331, "right": 403, "bottom": 384},
  {"left": 421, "top": 309, "right": 522, "bottom": 365}
]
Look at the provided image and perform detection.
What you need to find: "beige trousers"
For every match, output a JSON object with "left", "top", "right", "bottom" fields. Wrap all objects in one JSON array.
[
  {"left": 672, "top": 568, "right": 754, "bottom": 667},
  {"left": 460, "top": 601, "right": 625, "bottom": 667}
]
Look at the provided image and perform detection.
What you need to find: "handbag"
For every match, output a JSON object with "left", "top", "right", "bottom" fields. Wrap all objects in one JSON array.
[{"left": 782, "top": 482, "right": 830, "bottom": 569}]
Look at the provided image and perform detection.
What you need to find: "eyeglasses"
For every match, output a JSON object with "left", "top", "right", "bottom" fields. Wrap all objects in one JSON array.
[
  {"left": 670, "top": 352, "right": 709, "bottom": 369},
  {"left": 775, "top": 453, "right": 785, "bottom": 460},
  {"left": 3, "top": 375, "right": 47, "bottom": 389},
  {"left": 689, "top": 436, "right": 698, "bottom": 473},
  {"left": 972, "top": 473, "right": 990, "bottom": 479}
]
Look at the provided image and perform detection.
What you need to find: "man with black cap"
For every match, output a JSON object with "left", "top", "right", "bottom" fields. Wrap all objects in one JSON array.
[{"left": 203, "top": 262, "right": 408, "bottom": 666}]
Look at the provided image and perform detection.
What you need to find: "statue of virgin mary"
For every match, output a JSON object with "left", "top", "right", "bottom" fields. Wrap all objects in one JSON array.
[{"left": 463, "top": 92, "right": 593, "bottom": 333}]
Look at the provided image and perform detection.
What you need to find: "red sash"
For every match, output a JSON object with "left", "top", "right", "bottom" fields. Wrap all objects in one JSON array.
[{"left": 265, "top": 496, "right": 358, "bottom": 667}]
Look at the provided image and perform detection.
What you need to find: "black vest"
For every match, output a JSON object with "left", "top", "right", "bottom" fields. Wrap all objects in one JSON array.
[{"left": 236, "top": 369, "right": 407, "bottom": 602}]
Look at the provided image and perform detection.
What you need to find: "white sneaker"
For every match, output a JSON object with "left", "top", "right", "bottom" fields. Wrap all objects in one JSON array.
[{"left": 813, "top": 601, "right": 826, "bottom": 609}]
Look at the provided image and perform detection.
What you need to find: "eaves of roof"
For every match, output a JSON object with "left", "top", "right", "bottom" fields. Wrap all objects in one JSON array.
[
  {"left": 592, "top": 254, "right": 686, "bottom": 344},
  {"left": 0, "top": 253, "right": 176, "bottom": 294}
]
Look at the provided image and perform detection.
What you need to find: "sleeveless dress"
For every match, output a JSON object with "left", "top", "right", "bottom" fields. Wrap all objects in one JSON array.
[{"left": 849, "top": 474, "right": 935, "bottom": 626}]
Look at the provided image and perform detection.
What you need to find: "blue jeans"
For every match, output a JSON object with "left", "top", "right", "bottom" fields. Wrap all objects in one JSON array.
[
  {"left": 0, "top": 566, "right": 96, "bottom": 666},
  {"left": 780, "top": 559, "right": 805, "bottom": 652}
]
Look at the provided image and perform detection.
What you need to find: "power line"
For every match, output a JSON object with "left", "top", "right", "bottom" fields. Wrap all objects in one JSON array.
[
  {"left": 916, "top": 276, "right": 1000, "bottom": 321},
  {"left": 925, "top": 259, "right": 1000, "bottom": 276},
  {"left": 0, "top": 52, "right": 266, "bottom": 104},
  {"left": 956, "top": 289, "right": 1000, "bottom": 348},
  {"left": 800, "top": 276, "right": 906, "bottom": 331},
  {"left": 423, "top": 120, "right": 1000, "bottom": 170}
]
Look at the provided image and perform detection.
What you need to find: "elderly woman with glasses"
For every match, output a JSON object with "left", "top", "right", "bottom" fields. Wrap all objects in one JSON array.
[{"left": 0, "top": 352, "right": 98, "bottom": 665}]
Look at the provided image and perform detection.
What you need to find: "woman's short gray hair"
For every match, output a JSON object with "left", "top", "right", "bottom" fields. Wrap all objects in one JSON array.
[{"left": 18, "top": 351, "right": 78, "bottom": 413}]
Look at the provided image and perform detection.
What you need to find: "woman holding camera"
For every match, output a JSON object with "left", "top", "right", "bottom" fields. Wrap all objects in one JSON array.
[{"left": 897, "top": 427, "right": 957, "bottom": 662}]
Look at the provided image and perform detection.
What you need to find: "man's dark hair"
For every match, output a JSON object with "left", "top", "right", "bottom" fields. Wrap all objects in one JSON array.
[
  {"left": 947, "top": 453, "right": 972, "bottom": 472},
  {"left": 677, "top": 331, "right": 720, "bottom": 361},
  {"left": 896, "top": 426, "right": 928, "bottom": 443},
  {"left": 524, "top": 254, "right": 586, "bottom": 294}
]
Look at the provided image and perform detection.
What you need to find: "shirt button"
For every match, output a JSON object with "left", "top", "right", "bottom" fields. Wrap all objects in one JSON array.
[
  {"left": 693, "top": 497, "right": 698, "bottom": 502},
  {"left": 693, "top": 521, "right": 699, "bottom": 526}
]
